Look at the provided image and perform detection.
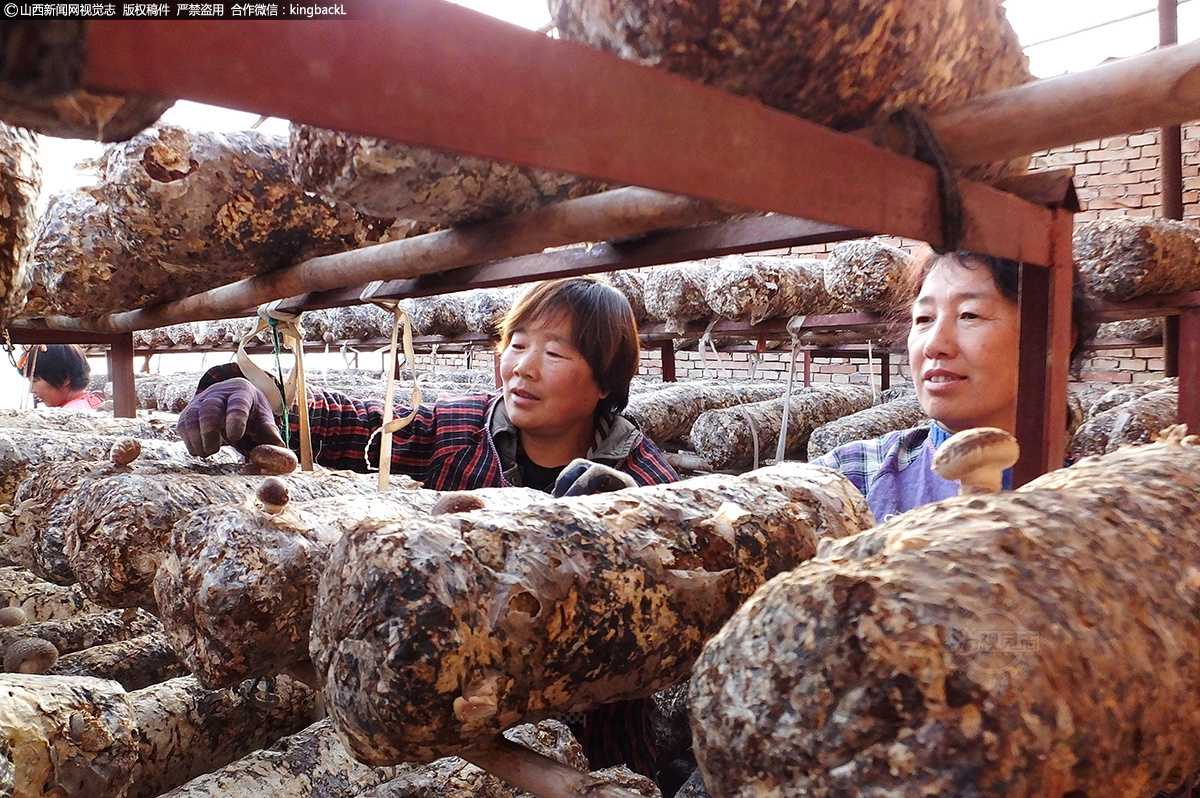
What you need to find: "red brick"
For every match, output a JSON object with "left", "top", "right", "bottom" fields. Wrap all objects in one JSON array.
[
  {"left": 1080, "top": 370, "right": 1134, "bottom": 383},
  {"left": 1099, "top": 160, "right": 1128, "bottom": 174},
  {"left": 1102, "top": 135, "right": 1130, "bottom": 147},
  {"left": 1129, "top": 132, "right": 1158, "bottom": 147}
]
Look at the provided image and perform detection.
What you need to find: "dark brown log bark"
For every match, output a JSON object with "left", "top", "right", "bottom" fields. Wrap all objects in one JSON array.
[
  {"left": 46, "top": 632, "right": 187, "bottom": 691},
  {"left": 311, "top": 464, "right": 873, "bottom": 765},
  {"left": 1068, "top": 386, "right": 1179, "bottom": 460},
  {"left": 690, "top": 433, "right": 1200, "bottom": 798},
  {"left": 643, "top": 264, "right": 718, "bottom": 333},
  {"left": 1086, "top": 376, "right": 1177, "bottom": 418}
]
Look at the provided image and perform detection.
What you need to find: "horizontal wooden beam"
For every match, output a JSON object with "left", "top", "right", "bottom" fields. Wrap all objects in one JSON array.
[{"left": 82, "top": 3, "right": 1054, "bottom": 266}]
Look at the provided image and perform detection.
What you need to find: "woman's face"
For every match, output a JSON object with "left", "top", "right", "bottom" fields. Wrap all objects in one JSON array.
[
  {"left": 29, "top": 375, "right": 71, "bottom": 408},
  {"left": 499, "top": 312, "right": 608, "bottom": 447},
  {"left": 907, "top": 257, "right": 1022, "bottom": 434}
]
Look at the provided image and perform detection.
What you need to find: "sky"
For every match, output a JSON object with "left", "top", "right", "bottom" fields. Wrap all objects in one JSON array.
[{"left": 10, "top": 0, "right": 1198, "bottom": 408}]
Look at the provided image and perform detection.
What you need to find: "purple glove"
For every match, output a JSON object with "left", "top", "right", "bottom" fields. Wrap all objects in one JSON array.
[
  {"left": 552, "top": 458, "right": 637, "bottom": 498},
  {"left": 177, "top": 377, "right": 286, "bottom": 457}
]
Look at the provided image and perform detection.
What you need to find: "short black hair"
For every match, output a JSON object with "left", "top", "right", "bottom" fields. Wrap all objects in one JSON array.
[{"left": 20, "top": 344, "right": 91, "bottom": 391}]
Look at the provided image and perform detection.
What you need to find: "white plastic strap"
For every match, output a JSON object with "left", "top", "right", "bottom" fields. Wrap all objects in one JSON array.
[
  {"left": 363, "top": 300, "right": 423, "bottom": 491},
  {"left": 740, "top": 405, "right": 761, "bottom": 471},
  {"left": 866, "top": 339, "right": 878, "bottom": 402},
  {"left": 699, "top": 319, "right": 728, "bottom": 380},
  {"left": 235, "top": 302, "right": 313, "bottom": 471}
]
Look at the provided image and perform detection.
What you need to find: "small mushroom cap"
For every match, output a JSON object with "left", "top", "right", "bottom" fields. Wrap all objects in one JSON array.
[
  {"left": 249, "top": 445, "right": 299, "bottom": 475},
  {"left": 4, "top": 637, "right": 58, "bottom": 674},
  {"left": 0, "top": 606, "right": 27, "bottom": 627},
  {"left": 109, "top": 436, "right": 142, "bottom": 466},
  {"left": 932, "top": 427, "right": 1020, "bottom": 482},
  {"left": 256, "top": 476, "right": 291, "bottom": 513},
  {"left": 430, "top": 491, "right": 488, "bottom": 516}
]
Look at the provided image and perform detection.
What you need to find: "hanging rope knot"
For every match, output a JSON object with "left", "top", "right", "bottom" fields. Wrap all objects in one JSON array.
[
  {"left": 237, "top": 302, "right": 313, "bottom": 470},
  {"left": 874, "top": 107, "right": 964, "bottom": 253},
  {"left": 361, "top": 282, "right": 423, "bottom": 491}
]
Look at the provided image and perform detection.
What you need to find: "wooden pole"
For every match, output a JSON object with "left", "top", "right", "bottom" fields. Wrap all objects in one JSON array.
[
  {"left": 1178, "top": 307, "right": 1200, "bottom": 432},
  {"left": 919, "top": 39, "right": 1200, "bottom": 168},
  {"left": 108, "top": 333, "right": 136, "bottom": 418},
  {"left": 1161, "top": 0, "right": 1184, "bottom": 379}
]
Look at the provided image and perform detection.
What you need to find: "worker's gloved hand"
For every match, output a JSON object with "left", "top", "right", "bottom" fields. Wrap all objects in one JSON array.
[
  {"left": 552, "top": 458, "right": 637, "bottom": 498},
  {"left": 177, "top": 377, "right": 285, "bottom": 457}
]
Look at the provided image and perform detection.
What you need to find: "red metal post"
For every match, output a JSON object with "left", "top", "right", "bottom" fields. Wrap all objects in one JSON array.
[{"left": 1177, "top": 306, "right": 1200, "bottom": 432}]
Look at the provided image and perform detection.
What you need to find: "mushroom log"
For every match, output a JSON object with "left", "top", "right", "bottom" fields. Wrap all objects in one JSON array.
[
  {"left": 690, "top": 433, "right": 1200, "bottom": 798},
  {"left": 312, "top": 464, "right": 873, "bottom": 764}
]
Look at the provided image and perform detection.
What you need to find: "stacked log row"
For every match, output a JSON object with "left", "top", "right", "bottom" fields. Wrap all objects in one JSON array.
[
  {"left": 822, "top": 239, "right": 914, "bottom": 313},
  {"left": 1094, "top": 317, "right": 1163, "bottom": 343},
  {"left": 1074, "top": 217, "right": 1200, "bottom": 301},
  {"left": 0, "top": 409, "right": 171, "bottom": 438},
  {"left": 288, "top": 124, "right": 611, "bottom": 225},
  {"left": 705, "top": 256, "right": 841, "bottom": 325},
  {"left": 0, "top": 566, "right": 103, "bottom": 622},
  {"left": 311, "top": 464, "right": 873, "bottom": 764},
  {"left": 0, "top": 608, "right": 161, "bottom": 662},
  {"left": 1068, "top": 386, "right": 1179, "bottom": 460},
  {"left": 22, "top": 125, "right": 403, "bottom": 319},
  {"left": 401, "top": 294, "right": 471, "bottom": 338},
  {"left": 644, "top": 263, "right": 719, "bottom": 332},
  {"left": 463, "top": 287, "right": 520, "bottom": 335},
  {"left": 0, "top": 122, "right": 40, "bottom": 326},
  {"left": 690, "top": 384, "right": 874, "bottom": 470},
  {"left": 326, "top": 304, "right": 392, "bottom": 342},
  {"left": 807, "top": 393, "right": 928, "bottom": 459},
  {"left": 600, "top": 270, "right": 650, "bottom": 324},
  {"left": 624, "top": 380, "right": 786, "bottom": 446},
  {"left": 1085, "top": 376, "right": 1176, "bottom": 417},
  {"left": 549, "top": 0, "right": 1030, "bottom": 157},
  {"left": 690, "top": 434, "right": 1200, "bottom": 798},
  {"left": 60, "top": 466, "right": 424, "bottom": 611},
  {"left": 1, "top": 672, "right": 316, "bottom": 798}
]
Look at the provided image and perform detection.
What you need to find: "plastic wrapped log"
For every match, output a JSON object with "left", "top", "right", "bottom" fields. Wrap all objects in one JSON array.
[
  {"left": 311, "top": 463, "right": 874, "bottom": 764},
  {"left": 0, "top": 122, "right": 40, "bottom": 326},
  {"left": 64, "top": 467, "right": 424, "bottom": 611},
  {"left": 0, "top": 409, "right": 170, "bottom": 438},
  {"left": 644, "top": 263, "right": 719, "bottom": 333},
  {"left": 599, "top": 270, "right": 649, "bottom": 324},
  {"left": 401, "top": 294, "right": 471, "bottom": 337},
  {"left": 0, "top": 671, "right": 314, "bottom": 798},
  {"left": 0, "top": 427, "right": 234, "bottom": 507},
  {"left": 1087, "top": 376, "right": 1177, "bottom": 418},
  {"left": 690, "top": 385, "right": 874, "bottom": 470},
  {"left": 549, "top": 0, "right": 1030, "bottom": 158},
  {"left": 0, "top": 566, "right": 104, "bottom": 623},
  {"left": 14, "top": 459, "right": 242, "bottom": 585},
  {"left": 23, "top": 126, "right": 400, "bottom": 318},
  {"left": 328, "top": 304, "right": 392, "bottom": 342},
  {"left": 705, "top": 256, "right": 839, "bottom": 325},
  {"left": 822, "top": 239, "right": 914, "bottom": 313},
  {"left": 1074, "top": 217, "right": 1200, "bottom": 302},
  {"left": 0, "top": 673, "right": 139, "bottom": 798},
  {"left": 0, "top": 609, "right": 160, "bottom": 662},
  {"left": 126, "top": 675, "right": 317, "bottom": 798},
  {"left": 288, "top": 124, "right": 611, "bottom": 225},
  {"left": 155, "top": 490, "right": 460, "bottom": 688},
  {"left": 1094, "top": 317, "right": 1164, "bottom": 343},
  {"left": 46, "top": 633, "right": 187, "bottom": 691},
  {"left": 807, "top": 394, "right": 928, "bottom": 459},
  {"left": 1068, "top": 387, "right": 1179, "bottom": 460},
  {"left": 624, "top": 381, "right": 786, "bottom": 446},
  {"left": 463, "top": 288, "right": 521, "bottom": 336},
  {"left": 690, "top": 434, "right": 1200, "bottom": 798}
]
